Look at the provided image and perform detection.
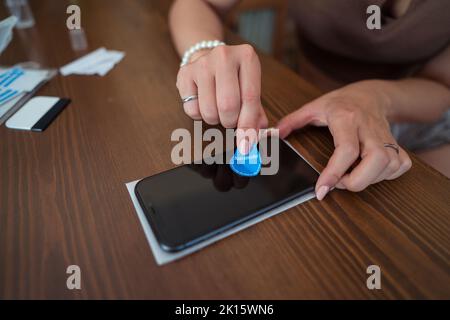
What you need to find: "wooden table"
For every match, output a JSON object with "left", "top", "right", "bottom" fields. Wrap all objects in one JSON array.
[{"left": 1, "top": 0, "right": 449, "bottom": 299}]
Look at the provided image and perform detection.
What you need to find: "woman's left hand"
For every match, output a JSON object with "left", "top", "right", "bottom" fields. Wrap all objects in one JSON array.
[{"left": 276, "top": 80, "right": 412, "bottom": 200}]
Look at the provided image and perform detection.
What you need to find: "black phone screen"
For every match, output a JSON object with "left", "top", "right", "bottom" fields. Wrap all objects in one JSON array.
[{"left": 134, "top": 138, "right": 318, "bottom": 252}]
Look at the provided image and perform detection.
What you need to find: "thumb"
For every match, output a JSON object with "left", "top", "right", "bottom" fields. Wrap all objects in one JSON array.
[{"left": 276, "top": 104, "right": 314, "bottom": 139}]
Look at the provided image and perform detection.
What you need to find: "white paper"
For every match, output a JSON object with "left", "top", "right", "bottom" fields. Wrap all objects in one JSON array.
[
  {"left": 60, "top": 47, "right": 125, "bottom": 76},
  {"left": 6, "top": 69, "right": 49, "bottom": 92},
  {"left": 0, "top": 16, "right": 17, "bottom": 54},
  {"left": 0, "top": 67, "right": 49, "bottom": 109},
  {"left": 60, "top": 47, "right": 106, "bottom": 75},
  {"left": 126, "top": 180, "right": 315, "bottom": 265}
]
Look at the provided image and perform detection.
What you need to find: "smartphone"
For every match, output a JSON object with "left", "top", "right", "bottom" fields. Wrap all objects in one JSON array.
[{"left": 134, "top": 137, "right": 318, "bottom": 252}]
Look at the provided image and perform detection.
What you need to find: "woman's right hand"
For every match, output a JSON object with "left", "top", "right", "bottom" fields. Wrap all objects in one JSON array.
[{"left": 176, "top": 44, "right": 268, "bottom": 154}]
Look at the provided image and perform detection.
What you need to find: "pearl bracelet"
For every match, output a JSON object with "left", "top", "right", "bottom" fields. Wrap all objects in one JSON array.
[{"left": 180, "top": 40, "right": 226, "bottom": 67}]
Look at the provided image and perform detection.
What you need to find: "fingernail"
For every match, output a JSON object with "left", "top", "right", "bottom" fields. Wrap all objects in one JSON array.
[
  {"left": 316, "top": 185, "right": 329, "bottom": 201},
  {"left": 238, "top": 139, "right": 249, "bottom": 155}
]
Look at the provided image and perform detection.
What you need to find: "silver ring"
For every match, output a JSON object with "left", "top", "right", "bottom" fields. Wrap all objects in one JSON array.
[
  {"left": 181, "top": 94, "right": 198, "bottom": 103},
  {"left": 384, "top": 143, "right": 399, "bottom": 154}
]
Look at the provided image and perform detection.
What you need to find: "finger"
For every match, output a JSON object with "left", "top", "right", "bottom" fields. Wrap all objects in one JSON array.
[
  {"left": 236, "top": 46, "right": 262, "bottom": 154},
  {"left": 196, "top": 72, "right": 219, "bottom": 125},
  {"left": 215, "top": 61, "right": 240, "bottom": 128},
  {"left": 315, "top": 117, "right": 360, "bottom": 200},
  {"left": 386, "top": 147, "right": 412, "bottom": 180},
  {"left": 336, "top": 146, "right": 407, "bottom": 188},
  {"left": 339, "top": 140, "right": 390, "bottom": 192},
  {"left": 276, "top": 104, "right": 315, "bottom": 139},
  {"left": 177, "top": 69, "right": 201, "bottom": 120},
  {"left": 258, "top": 108, "right": 269, "bottom": 130},
  {"left": 373, "top": 141, "right": 402, "bottom": 183},
  {"left": 335, "top": 181, "right": 346, "bottom": 189}
]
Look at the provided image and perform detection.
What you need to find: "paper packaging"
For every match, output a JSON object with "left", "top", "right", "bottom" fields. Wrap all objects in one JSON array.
[
  {"left": 5, "top": 68, "right": 49, "bottom": 92},
  {"left": 125, "top": 141, "right": 317, "bottom": 265},
  {"left": 0, "top": 92, "right": 24, "bottom": 119},
  {"left": 126, "top": 180, "right": 315, "bottom": 265},
  {"left": 0, "top": 66, "right": 55, "bottom": 124},
  {"left": 0, "top": 16, "right": 17, "bottom": 54},
  {"left": 60, "top": 47, "right": 125, "bottom": 76}
]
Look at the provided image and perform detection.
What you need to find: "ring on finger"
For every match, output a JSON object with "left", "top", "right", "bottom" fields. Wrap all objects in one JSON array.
[
  {"left": 181, "top": 94, "right": 198, "bottom": 104},
  {"left": 383, "top": 142, "right": 399, "bottom": 154}
]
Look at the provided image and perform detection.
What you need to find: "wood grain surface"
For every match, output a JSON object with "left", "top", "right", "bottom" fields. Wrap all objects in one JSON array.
[{"left": 0, "top": 0, "right": 449, "bottom": 299}]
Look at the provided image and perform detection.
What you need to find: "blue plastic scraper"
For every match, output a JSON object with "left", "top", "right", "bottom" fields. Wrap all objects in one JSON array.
[{"left": 230, "top": 143, "right": 262, "bottom": 177}]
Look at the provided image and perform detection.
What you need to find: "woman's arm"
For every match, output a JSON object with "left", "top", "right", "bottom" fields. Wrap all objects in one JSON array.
[
  {"left": 276, "top": 45, "right": 450, "bottom": 200},
  {"left": 383, "top": 44, "right": 450, "bottom": 123},
  {"left": 169, "top": 0, "right": 268, "bottom": 154},
  {"left": 169, "top": 0, "right": 236, "bottom": 57}
]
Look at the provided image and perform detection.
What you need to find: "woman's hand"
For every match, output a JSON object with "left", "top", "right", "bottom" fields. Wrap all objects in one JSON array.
[
  {"left": 277, "top": 80, "right": 412, "bottom": 200},
  {"left": 176, "top": 44, "right": 268, "bottom": 154}
]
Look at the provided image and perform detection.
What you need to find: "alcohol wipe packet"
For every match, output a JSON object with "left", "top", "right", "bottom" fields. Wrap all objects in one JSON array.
[{"left": 0, "top": 16, "right": 17, "bottom": 55}]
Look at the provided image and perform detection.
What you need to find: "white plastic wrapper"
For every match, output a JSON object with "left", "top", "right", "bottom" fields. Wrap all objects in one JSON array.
[{"left": 0, "top": 16, "right": 17, "bottom": 55}]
